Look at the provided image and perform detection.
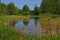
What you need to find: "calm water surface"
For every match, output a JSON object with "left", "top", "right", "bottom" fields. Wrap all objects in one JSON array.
[
  {"left": 15, "top": 18, "right": 60, "bottom": 35},
  {"left": 15, "top": 19, "right": 42, "bottom": 35}
]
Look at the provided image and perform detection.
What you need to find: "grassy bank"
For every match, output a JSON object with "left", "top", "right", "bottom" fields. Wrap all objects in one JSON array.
[
  {"left": 0, "top": 14, "right": 60, "bottom": 40},
  {"left": 39, "top": 13, "right": 60, "bottom": 27},
  {"left": 0, "top": 23, "right": 60, "bottom": 40},
  {"left": 0, "top": 15, "right": 29, "bottom": 23},
  {"left": 0, "top": 23, "right": 20, "bottom": 40}
]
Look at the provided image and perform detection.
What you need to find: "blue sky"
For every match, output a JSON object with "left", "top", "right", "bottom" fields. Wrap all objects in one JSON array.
[{"left": 1, "top": 0, "right": 42, "bottom": 10}]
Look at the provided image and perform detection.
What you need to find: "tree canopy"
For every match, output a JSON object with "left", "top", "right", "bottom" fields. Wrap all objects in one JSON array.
[
  {"left": 22, "top": 5, "right": 30, "bottom": 15},
  {"left": 40, "top": 0, "right": 60, "bottom": 14},
  {"left": 0, "top": 0, "right": 60, "bottom": 15}
]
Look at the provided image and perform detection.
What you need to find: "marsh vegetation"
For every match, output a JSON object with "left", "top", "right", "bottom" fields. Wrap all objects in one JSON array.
[{"left": 0, "top": 0, "right": 60, "bottom": 40}]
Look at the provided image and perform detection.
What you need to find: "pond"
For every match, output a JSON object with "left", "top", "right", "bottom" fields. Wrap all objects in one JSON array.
[
  {"left": 15, "top": 18, "right": 42, "bottom": 35},
  {"left": 14, "top": 17, "right": 60, "bottom": 35}
]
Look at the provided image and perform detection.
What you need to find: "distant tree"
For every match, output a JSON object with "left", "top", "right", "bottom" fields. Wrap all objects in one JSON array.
[
  {"left": 22, "top": 4, "right": 30, "bottom": 16},
  {"left": 0, "top": 3, "right": 22, "bottom": 15},
  {"left": 34, "top": 5, "right": 40, "bottom": 15},
  {"left": 7, "top": 3, "right": 16, "bottom": 15},
  {"left": 40, "top": 0, "right": 57, "bottom": 14},
  {"left": 56, "top": 0, "right": 60, "bottom": 14},
  {"left": 18, "top": 9, "right": 22, "bottom": 15},
  {"left": 29, "top": 10, "right": 34, "bottom": 15},
  {"left": 14, "top": 7, "right": 19, "bottom": 15},
  {"left": 0, "top": 3, "right": 7, "bottom": 15}
]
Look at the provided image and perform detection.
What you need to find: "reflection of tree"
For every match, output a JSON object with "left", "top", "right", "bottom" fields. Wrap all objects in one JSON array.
[
  {"left": 9, "top": 20, "right": 18, "bottom": 26},
  {"left": 34, "top": 18, "right": 39, "bottom": 26},
  {"left": 23, "top": 20, "right": 29, "bottom": 25}
]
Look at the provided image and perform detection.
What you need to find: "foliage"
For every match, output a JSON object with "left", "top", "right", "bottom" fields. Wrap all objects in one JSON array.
[
  {"left": 7, "top": 3, "right": 17, "bottom": 15},
  {"left": 34, "top": 5, "right": 40, "bottom": 15},
  {"left": 40, "top": 0, "right": 60, "bottom": 14},
  {"left": 0, "top": 3, "right": 7, "bottom": 15},
  {"left": 22, "top": 5, "right": 30, "bottom": 16},
  {"left": 0, "top": 0, "right": 60, "bottom": 15}
]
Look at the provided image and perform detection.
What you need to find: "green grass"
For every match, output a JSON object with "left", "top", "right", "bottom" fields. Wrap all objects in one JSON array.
[
  {"left": 0, "top": 23, "right": 20, "bottom": 40},
  {"left": 0, "top": 15, "right": 29, "bottom": 23},
  {"left": 0, "top": 14, "right": 60, "bottom": 40},
  {"left": 39, "top": 13, "right": 60, "bottom": 27}
]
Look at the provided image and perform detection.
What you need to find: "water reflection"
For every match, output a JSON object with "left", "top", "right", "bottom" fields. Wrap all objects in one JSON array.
[
  {"left": 15, "top": 19, "right": 42, "bottom": 35},
  {"left": 15, "top": 18, "right": 60, "bottom": 35}
]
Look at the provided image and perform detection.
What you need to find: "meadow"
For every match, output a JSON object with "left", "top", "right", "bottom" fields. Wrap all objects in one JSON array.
[
  {"left": 0, "top": 0, "right": 60, "bottom": 40},
  {"left": 0, "top": 13, "right": 60, "bottom": 40}
]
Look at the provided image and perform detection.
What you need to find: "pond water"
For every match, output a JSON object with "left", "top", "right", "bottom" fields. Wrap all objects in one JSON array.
[
  {"left": 15, "top": 18, "right": 60, "bottom": 35},
  {"left": 15, "top": 19, "right": 42, "bottom": 35}
]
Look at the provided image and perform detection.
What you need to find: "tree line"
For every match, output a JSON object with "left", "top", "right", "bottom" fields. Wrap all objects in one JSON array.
[
  {"left": 0, "top": 0, "right": 60, "bottom": 15},
  {"left": 0, "top": 3, "right": 39, "bottom": 15},
  {"left": 40, "top": 0, "right": 60, "bottom": 14}
]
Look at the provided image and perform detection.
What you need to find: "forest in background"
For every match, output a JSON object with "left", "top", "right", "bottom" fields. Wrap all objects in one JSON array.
[
  {"left": 0, "top": 0, "right": 60, "bottom": 40},
  {"left": 0, "top": 0, "right": 60, "bottom": 15}
]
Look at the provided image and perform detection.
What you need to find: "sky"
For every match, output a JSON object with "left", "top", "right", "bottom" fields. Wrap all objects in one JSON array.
[{"left": 1, "top": 0, "right": 42, "bottom": 10}]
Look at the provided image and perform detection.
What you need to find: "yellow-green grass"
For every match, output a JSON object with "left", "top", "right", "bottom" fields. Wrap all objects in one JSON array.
[
  {"left": 39, "top": 13, "right": 60, "bottom": 27},
  {"left": 0, "top": 14, "right": 60, "bottom": 40},
  {"left": 0, "top": 23, "right": 20, "bottom": 40},
  {"left": 0, "top": 15, "right": 30, "bottom": 24},
  {"left": 0, "top": 14, "right": 60, "bottom": 27}
]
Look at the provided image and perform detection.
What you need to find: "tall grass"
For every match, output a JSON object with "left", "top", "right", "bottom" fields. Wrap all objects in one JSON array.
[
  {"left": 0, "top": 14, "right": 60, "bottom": 40},
  {"left": 0, "top": 23, "right": 20, "bottom": 40}
]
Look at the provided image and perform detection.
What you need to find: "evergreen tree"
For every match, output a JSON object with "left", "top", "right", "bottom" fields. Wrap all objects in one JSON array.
[
  {"left": 34, "top": 5, "right": 40, "bottom": 15},
  {"left": 40, "top": 0, "right": 57, "bottom": 14},
  {"left": 56, "top": 0, "right": 60, "bottom": 14}
]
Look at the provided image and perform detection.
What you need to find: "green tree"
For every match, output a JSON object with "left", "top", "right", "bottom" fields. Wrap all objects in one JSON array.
[
  {"left": 18, "top": 9, "right": 21, "bottom": 15},
  {"left": 0, "top": 3, "right": 7, "bottom": 15},
  {"left": 14, "top": 7, "right": 19, "bottom": 15},
  {"left": 40, "top": 0, "right": 57, "bottom": 14},
  {"left": 7, "top": 3, "right": 16, "bottom": 15},
  {"left": 56, "top": 0, "right": 60, "bottom": 14},
  {"left": 34, "top": 5, "right": 40, "bottom": 15},
  {"left": 22, "top": 4, "right": 30, "bottom": 16},
  {"left": 29, "top": 10, "right": 34, "bottom": 15}
]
